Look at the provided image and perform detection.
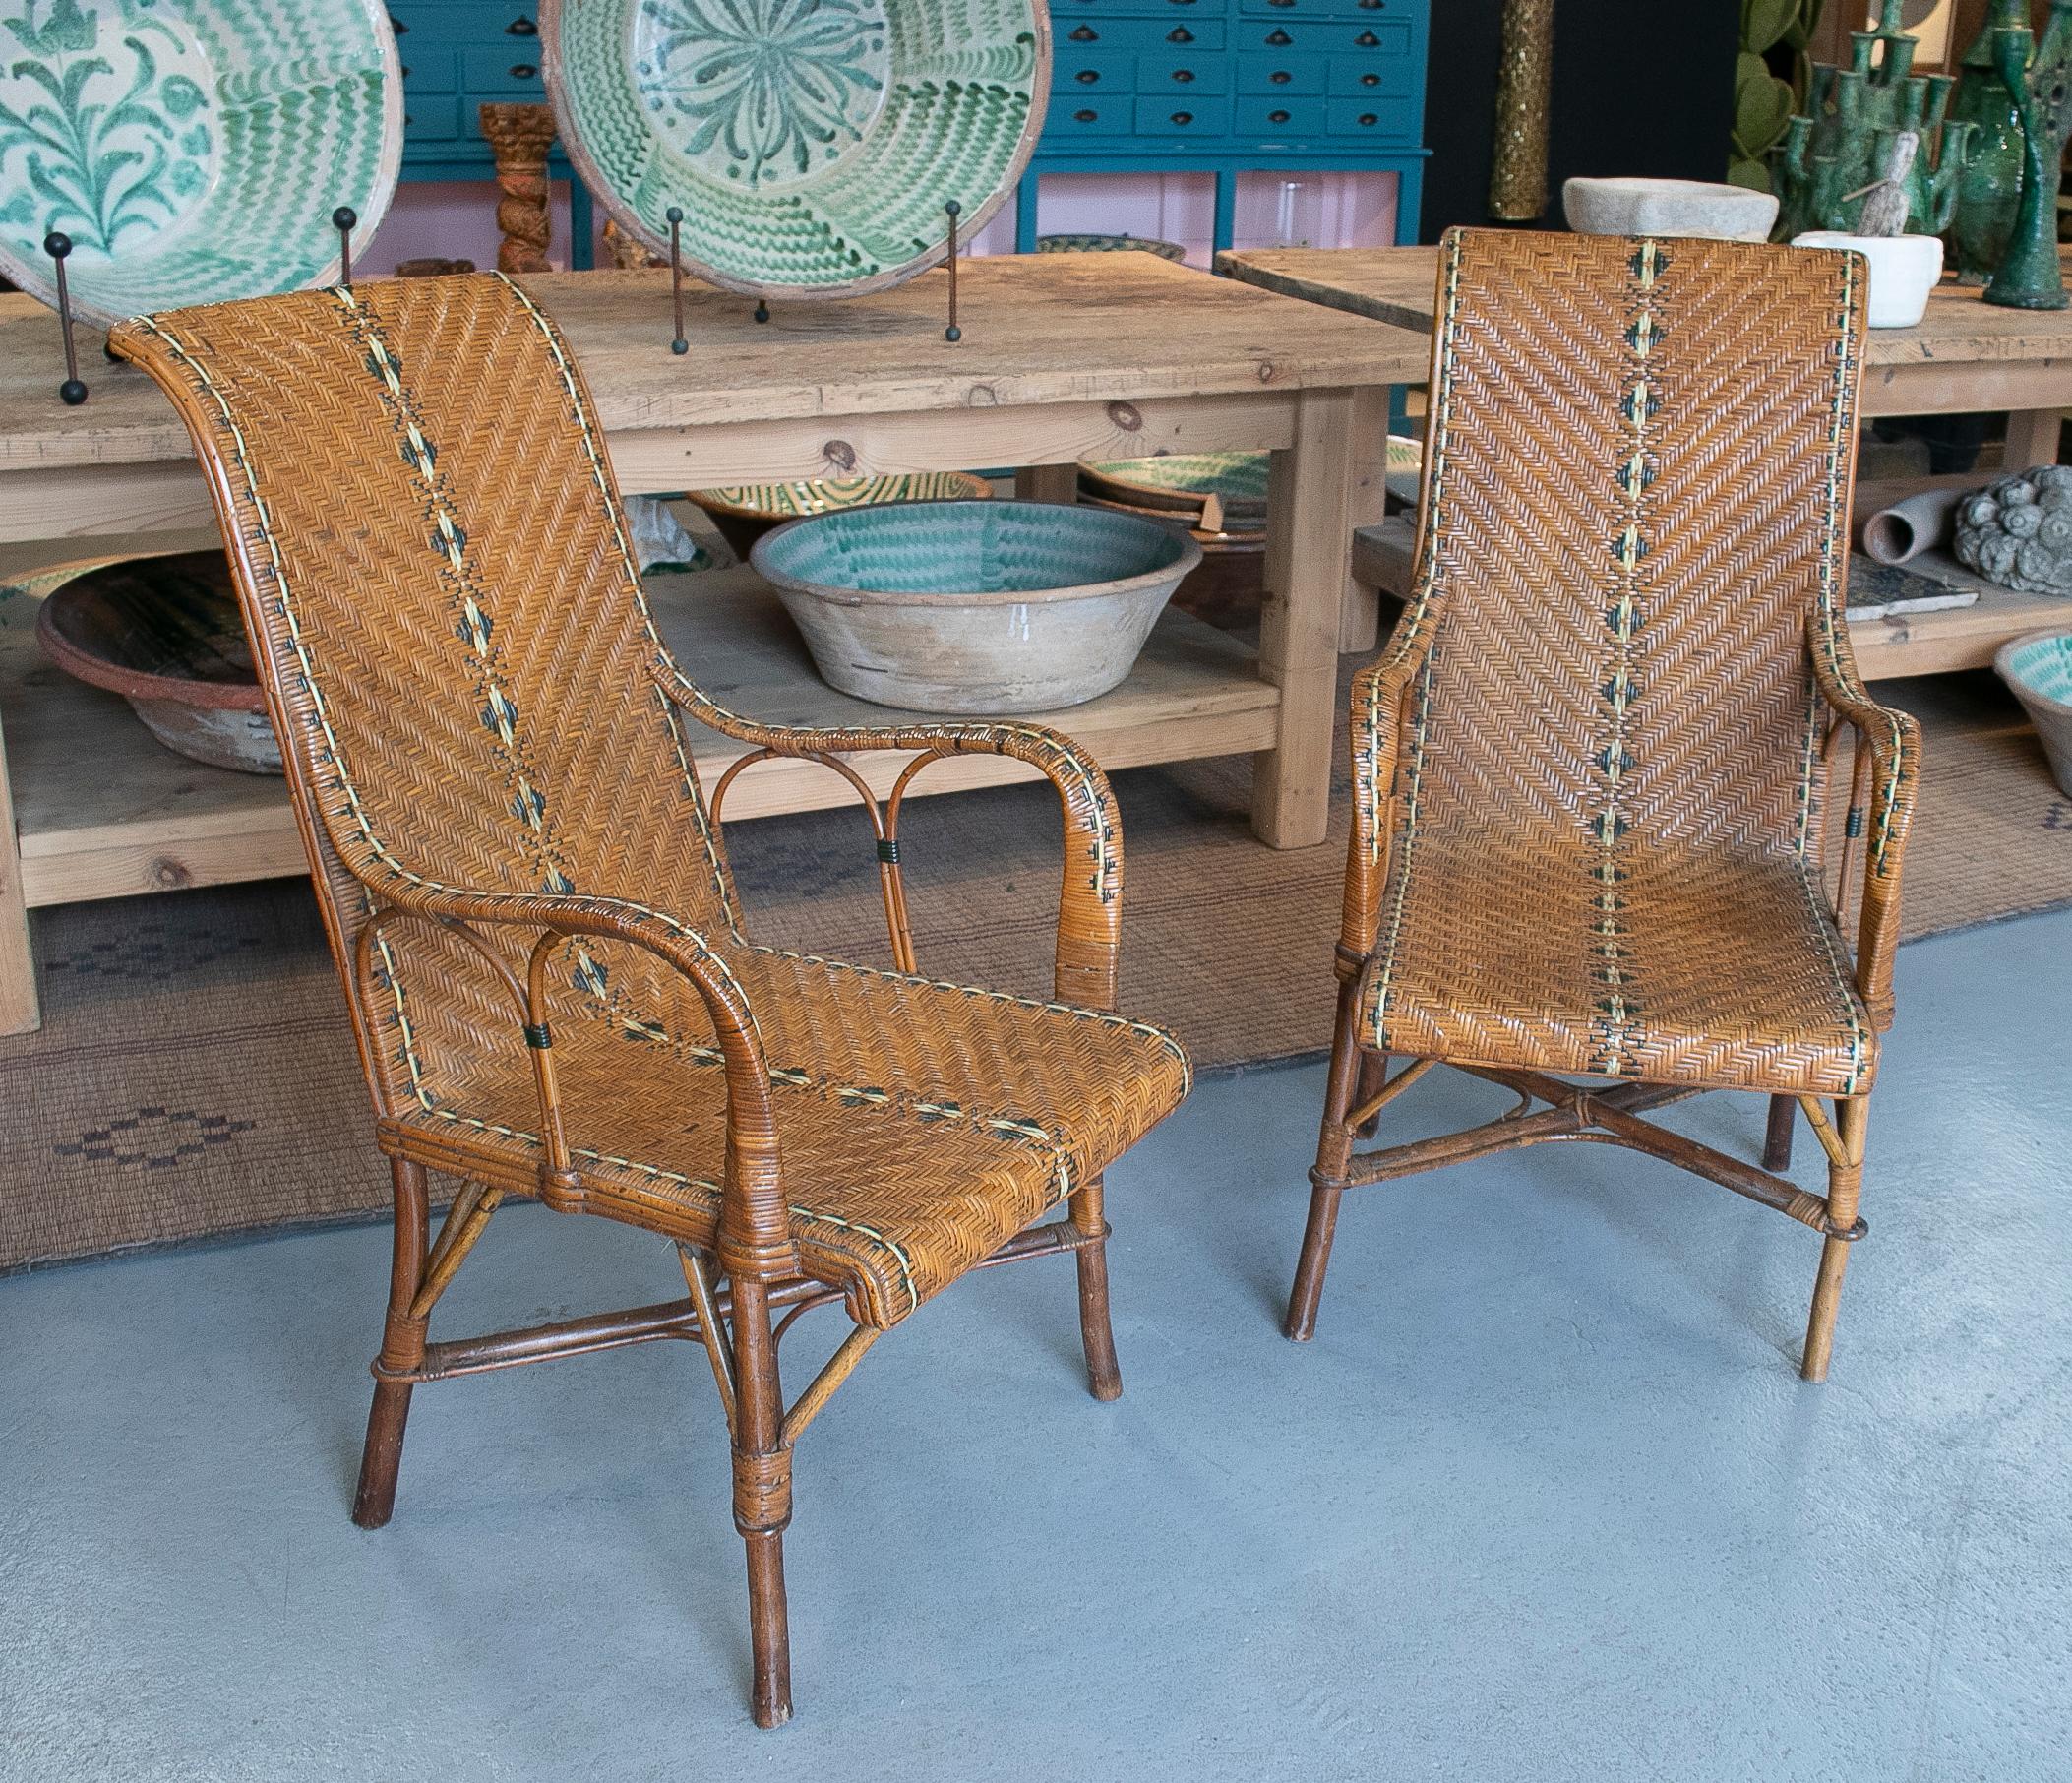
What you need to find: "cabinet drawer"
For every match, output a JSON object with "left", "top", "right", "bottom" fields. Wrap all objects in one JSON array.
[
  {"left": 1236, "top": 54, "right": 1324, "bottom": 94},
  {"left": 402, "top": 93, "right": 460, "bottom": 142},
  {"left": 1055, "top": 55, "right": 1135, "bottom": 93},
  {"left": 1325, "top": 96, "right": 1418, "bottom": 140},
  {"left": 1052, "top": 96, "right": 1132, "bottom": 135},
  {"left": 1058, "top": 17, "right": 1225, "bottom": 49},
  {"left": 1236, "top": 96, "right": 1324, "bottom": 137},
  {"left": 397, "top": 48, "right": 457, "bottom": 93},
  {"left": 462, "top": 45, "right": 544, "bottom": 92},
  {"left": 1055, "top": 0, "right": 1215, "bottom": 12},
  {"left": 1132, "top": 94, "right": 1232, "bottom": 136},
  {"left": 1242, "top": 0, "right": 1418, "bottom": 13},
  {"left": 1139, "top": 55, "right": 1230, "bottom": 93},
  {"left": 1328, "top": 57, "right": 1416, "bottom": 98}
]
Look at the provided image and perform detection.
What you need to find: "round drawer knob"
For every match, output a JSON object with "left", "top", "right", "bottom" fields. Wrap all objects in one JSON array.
[
  {"left": 1069, "top": 23, "right": 1096, "bottom": 38},
  {"left": 1356, "top": 31, "right": 1380, "bottom": 45},
  {"left": 1269, "top": 109, "right": 1291, "bottom": 124},
  {"left": 506, "top": 14, "right": 537, "bottom": 33},
  {"left": 1362, "top": 72, "right": 1380, "bottom": 86},
  {"left": 509, "top": 62, "right": 536, "bottom": 78},
  {"left": 1359, "top": 112, "right": 1378, "bottom": 126},
  {"left": 1173, "top": 68, "right": 1194, "bottom": 81},
  {"left": 1074, "top": 108, "right": 1098, "bottom": 121},
  {"left": 1271, "top": 69, "right": 1291, "bottom": 83},
  {"left": 1168, "top": 26, "right": 1193, "bottom": 40},
  {"left": 1171, "top": 110, "right": 1193, "bottom": 124},
  {"left": 1265, "top": 28, "right": 1292, "bottom": 43},
  {"left": 1075, "top": 69, "right": 1099, "bottom": 83}
]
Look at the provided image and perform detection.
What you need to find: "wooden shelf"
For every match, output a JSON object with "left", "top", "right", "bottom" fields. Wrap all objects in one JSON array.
[
  {"left": 1350, "top": 520, "right": 2064, "bottom": 682},
  {"left": 3, "top": 565, "right": 1278, "bottom": 910}
]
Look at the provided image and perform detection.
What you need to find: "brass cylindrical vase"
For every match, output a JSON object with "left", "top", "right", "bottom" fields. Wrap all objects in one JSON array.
[{"left": 1490, "top": 0, "right": 1556, "bottom": 221}]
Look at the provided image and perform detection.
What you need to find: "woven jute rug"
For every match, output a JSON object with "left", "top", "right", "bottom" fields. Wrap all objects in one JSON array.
[{"left": 2, "top": 666, "right": 2066, "bottom": 1273}]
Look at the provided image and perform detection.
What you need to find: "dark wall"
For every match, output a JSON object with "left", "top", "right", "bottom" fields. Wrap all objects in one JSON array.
[{"left": 1421, "top": 2, "right": 1743, "bottom": 242}]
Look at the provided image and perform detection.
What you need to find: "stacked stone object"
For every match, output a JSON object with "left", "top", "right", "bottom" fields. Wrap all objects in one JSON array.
[{"left": 1953, "top": 466, "right": 2072, "bottom": 596}]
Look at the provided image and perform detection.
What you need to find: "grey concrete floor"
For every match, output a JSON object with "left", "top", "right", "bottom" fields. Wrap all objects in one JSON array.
[{"left": 3, "top": 909, "right": 2069, "bottom": 1783}]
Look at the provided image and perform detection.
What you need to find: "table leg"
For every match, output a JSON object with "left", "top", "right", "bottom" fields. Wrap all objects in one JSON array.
[
  {"left": 1253, "top": 386, "right": 1356, "bottom": 850},
  {"left": 1014, "top": 464, "right": 1078, "bottom": 504},
  {"left": 0, "top": 703, "right": 39, "bottom": 1034},
  {"left": 1340, "top": 385, "right": 1392, "bottom": 653},
  {"left": 2004, "top": 407, "right": 2065, "bottom": 470}
]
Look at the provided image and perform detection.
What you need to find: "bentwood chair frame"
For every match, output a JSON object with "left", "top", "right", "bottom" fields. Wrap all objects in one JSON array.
[
  {"left": 112, "top": 275, "right": 1188, "bottom": 1728},
  {"left": 1288, "top": 229, "right": 1920, "bottom": 1383}
]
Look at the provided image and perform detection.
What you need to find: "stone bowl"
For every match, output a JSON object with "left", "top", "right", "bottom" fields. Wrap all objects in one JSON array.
[
  {"left": 35, "top": 551, "right": 279, "bottom": 773},
  {"left": 751, "top": 499, "right": 1200, "bottom": 713},
  {"left": 1995, "top": 628, "right": 2072, "bottom": 797},
  {"left": 0, "top": 0, "right": 402, "bottom": 326},
  {"left": 1562, "top": 177, "right": 1779, "bottom": 242}
]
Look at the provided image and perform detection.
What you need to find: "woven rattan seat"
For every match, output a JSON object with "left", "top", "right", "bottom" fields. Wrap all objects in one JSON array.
[
  {"left": 1284, "top": 229, "right": 1920, "bottom": 1385},
  {"left": 391, "top": 942, "right": 1188, "bottom": 1329},
  {"left": 111, "top": 271, "right": 1188, "bottom": 1728},
  {"left": 1361, "top": 835, "right": 1873, "bottom": 1095}
]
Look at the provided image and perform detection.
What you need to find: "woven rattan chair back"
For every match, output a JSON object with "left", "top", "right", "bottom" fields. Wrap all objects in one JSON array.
[
  {"left": 1396, "top": 230, "right": 1859, "bottom": 908},
  {"left": 1287, "top": 228, "right": 1920, "bottom": 1385},
  {"left": 113, "top": 273, "right": 1192, "bottom": 1727},
  {"left": 115, "top": 276, "right": 740, "bottom": 1113}
]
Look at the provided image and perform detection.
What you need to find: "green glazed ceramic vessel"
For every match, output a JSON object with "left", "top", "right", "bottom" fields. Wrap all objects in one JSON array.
[
  {"left": 542, "top": 0, "right": 1050, "bottom": 300},
  {"left": 1996, "top": 628, "right": 2072, "bottom": 797},
  {"left": 0, "top": 0, "right": 402, "bottom": 325},
  {"left": 752, "top": 498, "right": 1199, "bottom": 712},
  {"left": 1036, "top": 232, "right": 1187, "bottom": 261}
]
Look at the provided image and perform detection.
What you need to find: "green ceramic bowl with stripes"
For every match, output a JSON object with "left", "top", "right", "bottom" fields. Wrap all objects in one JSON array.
[
  {"left": 542, "top": 0, "right": 1050, "bottom": 300},
  {"left": 1996, "top": 628, "right": 2072, "bottom": 797},
  {"left": 753, "top": 498, "right": 1200, "bottom": 713},
  {"left": 0, "top": 0, "right": 402, "bottom": 326}
]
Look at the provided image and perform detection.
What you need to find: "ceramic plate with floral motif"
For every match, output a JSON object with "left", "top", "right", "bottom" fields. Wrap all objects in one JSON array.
[
  {"left": 542, "top": 0, "right": 1049, "bottom": 299},
  {"left": 0, "top": 0, "right": 401, "bottom": 326}
]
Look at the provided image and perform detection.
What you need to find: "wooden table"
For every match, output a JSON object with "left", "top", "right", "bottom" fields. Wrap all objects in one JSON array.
[
  {"left": 0, "top": 254, "right": 1430, "bottom": 1034},
  {"left": 1221, "top": 244, "right": 2072, "bottom": 679}
]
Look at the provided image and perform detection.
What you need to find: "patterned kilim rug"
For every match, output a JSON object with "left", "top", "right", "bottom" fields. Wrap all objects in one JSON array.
[{"left": 2, "top": 666, "right": 2067, "bottom": 1273}]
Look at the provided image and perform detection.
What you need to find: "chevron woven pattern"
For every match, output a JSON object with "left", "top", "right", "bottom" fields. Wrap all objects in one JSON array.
[
  {"left": 107, "top": 272, "right": 1188, "bottom": 1331},
  {"left": 1352, "top": 229, "right": 1912, "bottom": 1097}
]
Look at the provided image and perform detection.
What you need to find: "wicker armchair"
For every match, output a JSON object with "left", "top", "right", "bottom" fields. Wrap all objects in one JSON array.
[
  {"left": 1287, "top": 229, "right": 1919, "bottom": 1383},
  {"left": 111, "top": 275, "right": 1190, "bottom": 1728}
]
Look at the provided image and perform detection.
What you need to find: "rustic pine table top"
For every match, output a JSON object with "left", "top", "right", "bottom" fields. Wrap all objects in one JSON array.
[
  {"left": 1218, "top": 244, "right": 2072, "bottom": 414},
  {"left": 0, "top": 253, "right": 1430, "bottom": 478}
]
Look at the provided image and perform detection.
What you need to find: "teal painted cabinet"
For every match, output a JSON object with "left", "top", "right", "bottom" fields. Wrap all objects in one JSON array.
[
  {"left": 391, "top": 0, "right": 593, "bottom": 265},
  {"left": 1017, "top": 0, "right": 1430, "bottom": 252}
]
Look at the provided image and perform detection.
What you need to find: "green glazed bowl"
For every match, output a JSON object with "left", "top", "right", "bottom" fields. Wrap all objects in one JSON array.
[
  {"left": 543, "top": 0, "right": 1050, "bottom": 300},
  {"left": 0, "top": 0, "right": 402, "bottom": 326},
  {"left": 1036, "top": 232, "right": 1187, "bottom": 261},
  {"left": 752, "top": 498, "right": 1200, "bottom": 712},
  {"left": 1996, "top": 628, "right": 2072, "bottom": 797}
]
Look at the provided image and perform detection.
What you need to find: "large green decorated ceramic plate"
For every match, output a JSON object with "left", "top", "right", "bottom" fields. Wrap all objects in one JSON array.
[
  {"left": 542, "top": 0, "right": 1049, "bottom": 299},
  {"left": 0, "top": 0, "right": 402, "bottom": 326}
]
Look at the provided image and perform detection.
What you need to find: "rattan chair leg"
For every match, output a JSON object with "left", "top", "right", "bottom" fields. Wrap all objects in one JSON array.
[
  {"left": 729, "top": 1277, "right": 794, "bottom": 1728},
  {"left": 1763, "top": 1095, "right": 1797, "bottom": 1173},
  {"left": 353, "top": 1159, "right": 431, "bottom": 1529},
  {"left": 1801, "top": 1096, "right": 1869, "bottom": 1384},
  {"left": 1285, "top": 985, "right": 1365, "bottom": 1342},
  {"left": 1353, "top": 1051, "right": 1390, "bottom": 1139},
  {"left": 1067, "top": 1176, "right": 1123, "bottom": 1401}
]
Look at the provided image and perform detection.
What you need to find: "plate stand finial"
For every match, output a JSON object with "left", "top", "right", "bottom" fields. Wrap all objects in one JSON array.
[
  {"left": 667, "top": 207, "right": 689, "bottom": 355},
  {"left": 334, "top": 208, "right": 358, "bottom": 289},
  {"left": 44, "top": 233, "right": 87, "bottom": 407}
]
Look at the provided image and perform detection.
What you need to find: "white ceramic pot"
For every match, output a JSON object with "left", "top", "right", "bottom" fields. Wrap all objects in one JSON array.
[
  {"left": 1793, "top": 231, "right": 1944, "bottom": 329},
  {"left": 1562, "top": 177, "right": 1780, "bottom": 242}
]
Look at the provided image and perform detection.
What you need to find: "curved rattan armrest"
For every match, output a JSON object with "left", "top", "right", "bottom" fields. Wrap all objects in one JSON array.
[
  {"left": 353, "top": 878, "right": 796, "bottom": 1276},
  {"left": 1806, "top": 615, "right": 1922, "bottom": 1030},
  {"left": 652, "top": 663, "right": 1124, "bottom": 1010},
  {"left": 1341, "top": 571, "right": 1442, "bottom": 965}
]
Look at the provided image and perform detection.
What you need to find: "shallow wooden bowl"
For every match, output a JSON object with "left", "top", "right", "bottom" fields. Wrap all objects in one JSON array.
[{"left": 34, "top": 552, "right": 280, "bottom": 774}]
